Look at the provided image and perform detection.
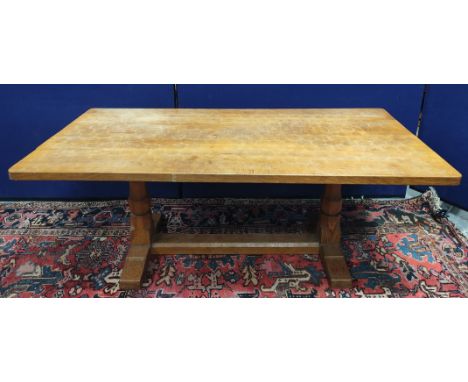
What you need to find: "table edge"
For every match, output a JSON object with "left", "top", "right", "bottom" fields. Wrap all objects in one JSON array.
[{"left": 8, "top": 168, "right": 462, "bottom": 186}]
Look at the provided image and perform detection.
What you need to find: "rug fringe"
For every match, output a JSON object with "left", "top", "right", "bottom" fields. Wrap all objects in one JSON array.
[
  {"left": 421, "top": 187, "right": 468, "bottom": 249},
  {"left": 421, "top": 187, "right": 447, "bottom": 218}
]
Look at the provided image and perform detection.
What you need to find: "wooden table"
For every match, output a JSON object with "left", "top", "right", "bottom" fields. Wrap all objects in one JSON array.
[{"left": 9, "top": 108, "right": 461, "bottom": 289}]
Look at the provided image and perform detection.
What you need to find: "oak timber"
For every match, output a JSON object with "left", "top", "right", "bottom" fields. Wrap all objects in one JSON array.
[
  {"left": 151, "top": 232, "right": 320, "bottom": 255},
  {"left": 319, "top": 185, "right": 352, "bottom": 288},
  {"left": 9, "top": 108, "right": 461, "bottom": 186},
  {"left": 119, "top": 182, "right": 157, "bottom": 290}
]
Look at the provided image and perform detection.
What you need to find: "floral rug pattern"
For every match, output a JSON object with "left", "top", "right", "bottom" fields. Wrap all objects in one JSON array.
[{"left": 0, "top": 191, "right": 467, "bottom": 297}]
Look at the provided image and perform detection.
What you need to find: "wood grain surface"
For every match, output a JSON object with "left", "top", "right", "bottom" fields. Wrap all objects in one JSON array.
[
  {"left": 9, "top": 108, "right": 462, "bottom": 185},
  {"left": 151, "top": 232, "right": 320, "bottom": 255}
]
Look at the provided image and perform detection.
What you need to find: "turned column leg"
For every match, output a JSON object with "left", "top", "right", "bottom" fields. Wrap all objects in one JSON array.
[
  {"left": 319, "top": 184, "right": 352, "bottom": 288},
  {"left": 120, "top": 182, "right": 154, "bottom": 290}
]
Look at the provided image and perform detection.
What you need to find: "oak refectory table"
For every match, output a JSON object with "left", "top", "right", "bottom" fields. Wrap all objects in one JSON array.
[{"left": 9, "top": 108, "right": 461, "bottom": 290}]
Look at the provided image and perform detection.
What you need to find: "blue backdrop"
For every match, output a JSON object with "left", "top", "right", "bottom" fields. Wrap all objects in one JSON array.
[
  {"left": 1, "top": 84, "right": 465, "bottom": 206},
  {"left": 177, "top": 85, "right": 425, "bottom": 198},
  {"left": 0, "top": 85, "right": 177, "bottom": 199},
  {"left": 417, "top": 85, "right": 467, "bottom": 209}
]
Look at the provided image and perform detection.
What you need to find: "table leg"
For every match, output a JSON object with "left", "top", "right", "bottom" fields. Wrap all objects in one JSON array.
[
  {"left": 320, "top": 184, "right": 352, "bottom": 288},
  {"left": 120, "top": 182, "right": 154, "bottom": 290}
]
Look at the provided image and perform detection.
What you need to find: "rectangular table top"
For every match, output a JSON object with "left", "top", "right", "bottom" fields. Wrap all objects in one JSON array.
[{"left": 9, "top": 108, "right": 461, "bottom": 185}]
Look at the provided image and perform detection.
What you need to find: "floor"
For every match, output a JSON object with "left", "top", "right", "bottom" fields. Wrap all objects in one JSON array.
[
  {"left": 1, "top": 191, "right": 467, "bottom": 297},
  {"left": 406, "top": 187, "right": 468, "bottom": 238}
]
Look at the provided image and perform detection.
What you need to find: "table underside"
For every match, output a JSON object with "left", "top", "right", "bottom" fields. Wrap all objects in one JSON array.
[{"left": 120, "top": 182, "right": 352, "bottom": 290}]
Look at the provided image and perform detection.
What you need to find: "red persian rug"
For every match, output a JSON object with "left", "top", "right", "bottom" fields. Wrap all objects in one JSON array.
[{"left": 0, "top": 191, "right": 467, "bottom": 297}]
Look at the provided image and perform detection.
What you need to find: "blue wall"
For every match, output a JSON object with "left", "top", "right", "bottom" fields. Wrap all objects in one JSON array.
[
  {"left": 3, "top": 84, "right": 463, "bottom": 204},
  {"left": 0, "top": 85, "right": 177, "bottom": 199},
  {"left": 417, "top": 85, "right": 467, "bottom": 209},
  {"left": 177, "top": 85, "right": 425, "bottom": 198}
]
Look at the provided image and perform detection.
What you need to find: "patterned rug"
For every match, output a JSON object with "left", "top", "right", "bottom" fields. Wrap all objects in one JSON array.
[{"left": 0, "top": 191, "right": 467, "bottom": 297}]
